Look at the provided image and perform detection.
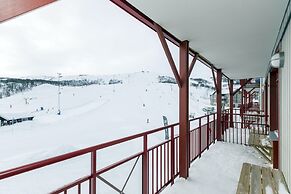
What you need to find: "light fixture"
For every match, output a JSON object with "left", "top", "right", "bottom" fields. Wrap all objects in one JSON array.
[{"left": 270, "top": 52, "right": 285, "bottom": 68}]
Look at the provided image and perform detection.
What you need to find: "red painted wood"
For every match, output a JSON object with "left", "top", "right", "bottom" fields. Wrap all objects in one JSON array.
[
  {"left": 229, "top": 79, "right": 234, "bottom": 128},
  {"left": 154, "top": 23, "right": 182, "bottom": 87},
  {"left": 142, "top": 135, "right": 149, "bottom": 194},
  {"left": 216, "top": 69, "right": 222, "bottom": 141},
  {"left": 270, "top": 69, "right": 279, "bottom": 169},
  {"left": 188, "top": 54, "right": 199, "bottom": 77},
  {"left": 179, "top": 40, "right": 189, "bottom": 178},
  {"left": 0, "top": 0, "right": 56, "bottom": 22}
]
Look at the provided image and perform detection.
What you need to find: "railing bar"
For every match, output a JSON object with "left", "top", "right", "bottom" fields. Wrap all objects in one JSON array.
[
  {"left": 160, "top": 146, "right": 162, "bottom": 190},
  {"left": 156, "top": 147, "right": 158, "bottom": 192},
  {"left": 170, "top": 126, "right": 175, "bottom": 185},
  {"left": 163, "top": 143, "right": 166, "bottom": 185},
  {"left": 78, "top": 183, "right": 81, "bottom": 194},
  {"left": 97, "top": 175, "right": 123, "bottom": 193},
  {"left": 167, "top": 141, "right": 169, "bottom": 183},
  {"left": 151, "top": 150, "right": 154, "bottom": 194},
  {"left": 121, "top": 155, "right": 140, "bottom": 192}
]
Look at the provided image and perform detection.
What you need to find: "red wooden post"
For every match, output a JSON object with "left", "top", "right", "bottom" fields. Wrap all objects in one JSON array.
[
  {"left": 229, "top": 80, "right": 234, "bottom": 128},
  {"left": 179, "top": 40, "right": 189, "bottom": 178},
  {"left": 264, "top": 78, "right": 269, "bottom": 125},
  {"left": 240, "top": 80, "right": 244, "bottom": 128},
  {"left": 216, "top": 69, "right": 222, "bottom": 141},
  {"left": 142, "top": 135, "right": 149, "bottom": 194},
  {"left": 270, "top": 70, "right": 279, "bottom": 169},
  {"left": 90, "top": 151, "right": 97, "bottom": 194}
]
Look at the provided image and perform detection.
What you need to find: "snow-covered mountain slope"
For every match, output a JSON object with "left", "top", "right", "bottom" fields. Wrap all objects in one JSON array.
[{"left": 0, "top": 72, "right": 214, "bottom": 193}]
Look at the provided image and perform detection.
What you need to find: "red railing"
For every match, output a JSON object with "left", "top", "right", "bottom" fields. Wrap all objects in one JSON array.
[
  {"left": 222, "top": 108, "right": 269, "bottom": 145},
  {"left": 0, "top": 113, "right": 217, "bottom": 194}
]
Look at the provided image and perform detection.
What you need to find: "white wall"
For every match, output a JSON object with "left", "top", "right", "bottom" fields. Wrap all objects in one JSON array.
[{"left": 280, "top": 20, "right": 291, "bottom": 189}]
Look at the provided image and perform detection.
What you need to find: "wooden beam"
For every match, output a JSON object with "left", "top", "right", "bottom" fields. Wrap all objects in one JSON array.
[
  {"left": 216, "top": 69, "right": 222, "bottom": 141},
  {"left": 154, "top": 23, "right": 182, "bottom": 88},
  {"left": 211, "top": 65, "right": 218, "bottom": 92},
  {"left": 179, "top": 40, "right": 190, "bottom": 178},
  {"left": 188, "top": 54, "right": 199, "bottom": 77},
  {"left": 229, "top": 79, "right": 234, "bottom": 128},
  {"left": 0, "top": 0, "right": 56, "bottom": 23},
  {"left": 233, "top": 78, "right": 252, "bottom": 95}
]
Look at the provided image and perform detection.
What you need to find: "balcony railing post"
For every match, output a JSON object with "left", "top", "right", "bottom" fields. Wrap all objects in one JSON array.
[
  {"left": 170, "top": 126, "right": 175, "bottom": 185},
  {"left": 214, "top": 114, "right": 216, "bottom": 139},
  {"left": 207, "top": 115, "right": 209, "bottom": 149},
  {"left": 90, "top": 150, "right": 97, "bottom": 194},
  {"left": 199, "top": 118, "right": 201, "bottom": 158},
  {"left": 142, "top": 135, "right": 149, "bottom": 194}
]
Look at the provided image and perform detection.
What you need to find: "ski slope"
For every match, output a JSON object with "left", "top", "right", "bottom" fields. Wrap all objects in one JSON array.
[{"left": 0, "top": 72, "right": 214, "bottom": 193}]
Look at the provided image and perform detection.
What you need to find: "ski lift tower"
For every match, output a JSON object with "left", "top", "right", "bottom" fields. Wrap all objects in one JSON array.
[{"left": 57, "top": 73, "right": 62, "bottom": 115}]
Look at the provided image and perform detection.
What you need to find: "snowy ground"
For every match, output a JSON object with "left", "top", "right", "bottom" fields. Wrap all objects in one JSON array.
[
  {"left": 0, "top": 72, "right": 214, "bottom": 193},
  {"left": 162, "top": 142, "right": 270, "bottom": 194}
]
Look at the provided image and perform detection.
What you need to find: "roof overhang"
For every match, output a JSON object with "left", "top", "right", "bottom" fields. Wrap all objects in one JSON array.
[
  {"left": 0, "top": 0, "right": 288, "bottom": 80},
  {"left": 112, "top": 0, "right": 288, "bottom": 79}
]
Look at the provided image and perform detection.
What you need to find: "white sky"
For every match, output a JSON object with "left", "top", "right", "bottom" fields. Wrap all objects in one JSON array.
[{"left": 0, "top": 0, "right": 211, "bottom": 80}]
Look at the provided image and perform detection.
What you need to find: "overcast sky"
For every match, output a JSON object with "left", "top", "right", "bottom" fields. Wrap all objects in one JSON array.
[{"left": 0, "top": 0, "right": 211, "bottom": 79}]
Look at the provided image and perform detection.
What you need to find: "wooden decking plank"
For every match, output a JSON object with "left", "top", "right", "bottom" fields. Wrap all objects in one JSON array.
[
  {"left": 249, "top": 134, "right": 254, "bottom": 145},
  {"left": 250, "top": 164, "right": 262, "bottom": 194},
  {"left": 237, "top": 163, "right": 251, "bottom": 194},
  {"left": 272, "top": 169, "right": 290, "bottom": 193},
  {"left": 261, "top": 167, "right": 277, "bottom": 194}
]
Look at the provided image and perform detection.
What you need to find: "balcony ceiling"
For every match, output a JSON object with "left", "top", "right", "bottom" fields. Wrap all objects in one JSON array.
[{"left": 126, "top": 0, "right": 288, "bottom": 79}]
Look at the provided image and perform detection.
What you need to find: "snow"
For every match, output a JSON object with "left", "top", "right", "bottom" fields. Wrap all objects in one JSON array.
[
  {"left": 162, "top": 142, "right": 270, "bottom": 194},
  {"left": 0, "top": 72, "right": 281, "bottom": 194},
  {"left": 0, "top": 72, "right": 214, "bottom": 193}
]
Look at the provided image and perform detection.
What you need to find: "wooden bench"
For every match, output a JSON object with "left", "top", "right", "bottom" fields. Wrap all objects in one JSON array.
[
  {"left": 236, "top": 163, "right": 290, "bottom": 194},
  {"left": 248, "top": 133, "right": 272, "bottom": 162}
]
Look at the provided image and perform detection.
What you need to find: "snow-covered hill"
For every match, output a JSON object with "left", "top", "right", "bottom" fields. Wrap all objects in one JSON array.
[{"left": 0, "top": 71, "right": 214, "bottom": 193}]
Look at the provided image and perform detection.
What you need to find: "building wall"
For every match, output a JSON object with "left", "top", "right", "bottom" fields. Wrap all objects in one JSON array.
[{"left": 280, "top": 20, "right": 291, "bottom": 189}]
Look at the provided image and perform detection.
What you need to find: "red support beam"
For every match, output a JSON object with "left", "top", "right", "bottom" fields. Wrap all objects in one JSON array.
[
  {"left": 240, "top": 80, "right": 244, "bottom": 128},
  {"left": 0, "top": 0, "right": 56, "bottom": 23},
  {"left": 270, "top": 70, "right": 279, "bottom": 169},
  {"left": 179, "top": 40, "right": 189, "bottom": 178},
  {"left": 247, "top": 87, "right": 256, "bottom": 95},
  {"left": 216, "top": 69, "right": 222, "bottom": 141},
  {"left": 244, "top": 90, "right": 247, "bottom": 112},
  {"left": 211, "top": 65, "right": 218, "bottom": 92},
  {"left": 265, "top": 78, "right": 269, "bottom": 124},
  {"left": 233, "top": 78, "right": 253, "bottom": 95},
  {"left": 229, "top": 79, "right": 234, "bottom": 128},
  {"left": 110, "top": 0, "right": 232, "bottom": 80},
  {"left": 154, "top": 23, "right": 182, "bottom": 88},
  {"left": 188, "top": 54, "right": 199, "bottom": 77}
]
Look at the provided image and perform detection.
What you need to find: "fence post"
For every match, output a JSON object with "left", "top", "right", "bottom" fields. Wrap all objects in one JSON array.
[
  {"left": 90, "top": 151, "right": 97, "bottom": 194},
  {"left": 142, "top": 135, "right": 149, "bottom": 194},
  {"left": 207, "top": 115, "right": 209, "bottom": 149},
  {"left": 170, "top": 126, "right": 175, "bottom": 185},
  {"left": 213, "top": 114, "right": 216, "bottom": 142},
  {"left": 199, "top": 118, "right": 201, "bottom": 158}
]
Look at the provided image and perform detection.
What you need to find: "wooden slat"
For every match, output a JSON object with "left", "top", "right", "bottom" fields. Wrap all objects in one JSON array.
[
  {"left": 249, "top": 134, "right": 254, "bottom": 145},
  {"left": 237, "top": 163, "right": 251, "bottom": 194},
  {"left": 250, "top": 165, "right": 262, "bottom": 194},
  {"left": 237, "top": 163, "right": 290, "bottom": 194},
  {"left": 262, "top": 167, "right": 277, "bottom": 194},
  {"left": 272, "top": 169, "right": 290, "bottom": 193}
]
